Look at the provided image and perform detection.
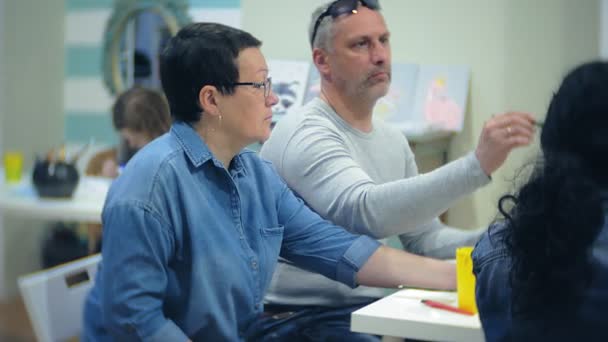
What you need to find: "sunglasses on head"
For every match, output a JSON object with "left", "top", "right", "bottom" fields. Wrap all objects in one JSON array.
[{"left": 310, "top": 0, "right": 381, "bottom": 47}]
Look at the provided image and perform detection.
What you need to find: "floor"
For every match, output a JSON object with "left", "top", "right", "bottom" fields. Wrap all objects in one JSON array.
[{"left": 0, "top": 297, "right": 36, "bottom": 342}]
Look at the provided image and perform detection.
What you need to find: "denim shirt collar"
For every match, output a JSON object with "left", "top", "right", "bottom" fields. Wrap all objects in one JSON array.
[{"left": 171, "top": 121, "right": 247, "bottom": 176}]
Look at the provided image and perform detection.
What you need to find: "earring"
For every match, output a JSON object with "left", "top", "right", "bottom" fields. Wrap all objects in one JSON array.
[{"left": 207, "top": 114, "right": 222, "bottom": 135}]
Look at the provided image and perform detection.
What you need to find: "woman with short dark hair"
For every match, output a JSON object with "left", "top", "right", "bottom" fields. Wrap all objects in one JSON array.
[{"left": 83, "top": 22, "right": 458, "bottom": 341}]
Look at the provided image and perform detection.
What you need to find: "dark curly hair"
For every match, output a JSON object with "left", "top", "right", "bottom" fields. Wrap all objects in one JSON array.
[{"left": 497, "top": 61, "right": 608, "bottom": 319}]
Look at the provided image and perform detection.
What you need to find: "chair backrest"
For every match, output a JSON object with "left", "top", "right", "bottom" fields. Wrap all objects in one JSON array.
[{"left": 18, "top": 253, "right": 101, "bottom": 342}]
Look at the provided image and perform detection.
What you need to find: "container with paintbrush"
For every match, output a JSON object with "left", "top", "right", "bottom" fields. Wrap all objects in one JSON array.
[{"left": 32, "top": 143, "right": 89, "bottom": 198}]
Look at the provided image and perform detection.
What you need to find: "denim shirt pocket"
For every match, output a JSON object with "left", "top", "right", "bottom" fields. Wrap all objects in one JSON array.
[
  {"left": 259, "top": 225, "right": 285, "bottom": 289},
  {"left": 260, "top": 225, "right": 285, "bottom": 236}
]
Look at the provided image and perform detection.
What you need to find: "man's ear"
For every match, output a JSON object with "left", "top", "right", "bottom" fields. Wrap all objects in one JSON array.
[
  {"left": 198, "top": 85, "right": 221, "bottom": 117},
  {"left": 312, "top": 48, "right": 331, "bottom": 81}
]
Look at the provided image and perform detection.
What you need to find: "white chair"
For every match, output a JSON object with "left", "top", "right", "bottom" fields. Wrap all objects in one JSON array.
[{"left": 18, "top": 254, "right": 101, "bottom": 342}]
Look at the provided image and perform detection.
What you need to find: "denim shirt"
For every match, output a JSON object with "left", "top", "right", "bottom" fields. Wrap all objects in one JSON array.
[
  {"left": 82, "top": 121, "right": 381, "bottom": 341},
  {"left": 472, "top": 213, "right": 608, "bottom": 342}
]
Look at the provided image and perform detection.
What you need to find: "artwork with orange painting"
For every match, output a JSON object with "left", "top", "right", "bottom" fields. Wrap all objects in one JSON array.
[
  {"left": 304, "top": 63, "right": 419, "bottom": 123},
  {"left": 411, "top": 65, "right": 469, "bottom": 133},
  {"left": 424, "top": 78, "right": 462, "bottom": 131},
  {"left": 300, "top": 63, "right": 469, "bottom": 137},
  {"left": 373, "top": 63, "right": 418, "bottom": 122}
]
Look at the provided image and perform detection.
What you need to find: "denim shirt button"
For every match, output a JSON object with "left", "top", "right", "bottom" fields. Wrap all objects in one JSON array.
[{"left": 251, "top": 260, "right": 258, "bottom": 270}]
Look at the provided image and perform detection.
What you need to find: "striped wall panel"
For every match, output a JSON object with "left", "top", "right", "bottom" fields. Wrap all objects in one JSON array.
[{"left": 64, "top": 0, "right": 241, "bottom": 143}]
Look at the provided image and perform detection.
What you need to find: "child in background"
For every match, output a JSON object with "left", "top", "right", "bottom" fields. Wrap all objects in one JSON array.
[
  {"left": 84, "top": 86, "right": 171, "bottom": 252},
  {"left": 85, "top": 86, "right": 171, "bottom": 178}
]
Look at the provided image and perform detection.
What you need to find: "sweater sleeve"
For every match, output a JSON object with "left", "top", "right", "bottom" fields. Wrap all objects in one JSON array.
[
  {"left": 278, "top": 119, "right": 490, "bottom": 239},
  {"left": 398, "top": 218, "right": 485, "bottom": 259}
]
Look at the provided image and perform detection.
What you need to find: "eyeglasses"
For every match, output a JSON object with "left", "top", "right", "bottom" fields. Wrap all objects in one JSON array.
[
  {"left": 232, "top": 77, "right": 272, "bottom": 98},
  {"left": 310, "top": 0, "right": 381, "bottom": 47}
]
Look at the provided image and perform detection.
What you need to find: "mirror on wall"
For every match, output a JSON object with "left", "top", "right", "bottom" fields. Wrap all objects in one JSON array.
[{"left": 102, "top": 0, "right": 191, "bottom": 95}]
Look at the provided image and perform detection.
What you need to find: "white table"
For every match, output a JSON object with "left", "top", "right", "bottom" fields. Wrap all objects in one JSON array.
[
  {"left": 351, "top": 289, "right": 485, "bottom": 342},
  {"left": 0, "top": 169, "right": 110, "bottom": 223}
]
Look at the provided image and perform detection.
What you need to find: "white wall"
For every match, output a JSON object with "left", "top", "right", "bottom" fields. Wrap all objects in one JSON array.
[
  {"left": 243, "top": 0, "right": 600, "bottom": 229},
  {"left": 0, "top": 0, "right": 6, "bottom": 298},
  {"left": 2, "top": 1, "right": 64, "bottom": 156},
  {"left": 0, "top": 0, "right": 64, "bottom": 298},
  {"left": 602, "top": 0, "right": 608, "bottom": 57}
]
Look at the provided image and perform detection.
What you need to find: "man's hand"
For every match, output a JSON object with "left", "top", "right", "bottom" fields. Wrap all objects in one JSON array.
[{"left": 475, "top": 111, "right": 536, "bottom": 176}]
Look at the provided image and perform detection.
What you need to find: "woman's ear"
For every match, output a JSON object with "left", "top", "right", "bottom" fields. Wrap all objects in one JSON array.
[{"left": 198, "top": 85, "right": 220, "bottom": 117}]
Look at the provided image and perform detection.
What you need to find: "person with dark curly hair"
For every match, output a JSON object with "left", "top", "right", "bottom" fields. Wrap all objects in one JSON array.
[{"left": 472, "top": 61, "right": 608, "bottom": 341}]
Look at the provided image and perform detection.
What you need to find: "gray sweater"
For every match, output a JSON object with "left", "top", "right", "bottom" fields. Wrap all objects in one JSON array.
[{"left": 260, "top": 98, "right": 490, "bottom": 306}]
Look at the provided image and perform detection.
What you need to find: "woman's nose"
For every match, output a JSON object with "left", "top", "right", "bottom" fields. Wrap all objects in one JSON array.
[{"left": 266, "top": 92, "right": 279, "bottom": 107}]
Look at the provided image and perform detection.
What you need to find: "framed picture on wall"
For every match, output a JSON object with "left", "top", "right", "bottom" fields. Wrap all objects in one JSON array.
[
  {"left": 302, "top": 62, "right": 470, "bottom": 138},
  {"left": 374, "top": 63, "right": 419, "bottom": 124},
  {"left": 410, "top": 65, "right": 470, "bottom": 134},
  {"left": 267, "top": 59, "right": 311, "bottom": 122}
]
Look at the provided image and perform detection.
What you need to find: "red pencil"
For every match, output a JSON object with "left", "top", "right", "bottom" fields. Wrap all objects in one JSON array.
[{"left": 421, "top": 299, "right": 475, "bottom": 316}]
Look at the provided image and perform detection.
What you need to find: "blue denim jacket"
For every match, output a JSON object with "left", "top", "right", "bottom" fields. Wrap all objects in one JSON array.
[
  {"left": 82, "top": 121, "right": 380, "bottom": 341},
  {"left": 472, "top": 215, "right": 608, "bottom": 342}
]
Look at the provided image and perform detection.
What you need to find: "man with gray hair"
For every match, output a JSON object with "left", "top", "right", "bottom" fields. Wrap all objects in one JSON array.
[{"left": 256, "top": 0, "right": 536, "bottom": 340}]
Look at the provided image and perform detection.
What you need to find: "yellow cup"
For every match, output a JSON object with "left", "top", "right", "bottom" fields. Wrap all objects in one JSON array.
[
  {"left": 3, "top": 151, "right": 24, "bottom": 183},
  {"left": 456, "top": 246, "right": 477, "bottom": 314}
]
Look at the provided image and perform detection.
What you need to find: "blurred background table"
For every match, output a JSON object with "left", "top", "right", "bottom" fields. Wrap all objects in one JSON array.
[{"left": 0, "top": 169, "right": 110, "bottom": 223}]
